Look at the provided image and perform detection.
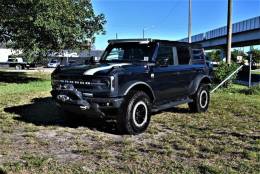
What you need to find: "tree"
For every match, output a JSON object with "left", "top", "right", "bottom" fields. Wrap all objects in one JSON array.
[
  {"left": 248, "top": 49, "right": 260, "bottom": 63},
  {"left": 0, "top": 0, "right": 106, "bottom": 61},
  {"left": 231, "top": 49, "right": 246, "bottom": 62},
  {"left": 206, "top": 50, "right": 222, "bottom": 62}
]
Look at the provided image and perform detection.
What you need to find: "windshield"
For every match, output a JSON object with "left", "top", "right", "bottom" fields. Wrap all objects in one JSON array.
[
  {"left": 50, "top": 60, "right": 58, "bottom": 63},
  {"left": 101, "top": 43, "right": 156, "bottom": 63},
  {"left": 8, "top": 59, "right": 15, "bottom": 62}
]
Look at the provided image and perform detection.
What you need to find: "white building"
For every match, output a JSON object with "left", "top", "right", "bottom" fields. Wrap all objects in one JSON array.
[{"left": 0, "top": 44, "right": 21, "bottom": 62}]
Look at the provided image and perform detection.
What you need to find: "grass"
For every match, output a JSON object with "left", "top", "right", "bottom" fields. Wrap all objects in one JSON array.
[
  {"left": 251, "top": 70, "right": 260, "bottom": 75},
  {"left": 0, "top": 71, "right": 259, "bottom": 173}
]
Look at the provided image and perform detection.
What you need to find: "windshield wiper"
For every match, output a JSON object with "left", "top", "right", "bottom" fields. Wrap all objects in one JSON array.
[{"left": 102, "top": 60, "right": 129, "bottom": 63}]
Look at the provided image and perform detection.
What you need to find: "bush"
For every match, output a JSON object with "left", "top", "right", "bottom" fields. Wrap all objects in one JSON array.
[
  {"left": 206, "top": 50, "right": 222, "bottom": 62},
  {"left": 248, "top": 49, "right": 260, "bottom": 63},
  {"left": 214, "top": 62, "right": 239, "bottom": 87}
]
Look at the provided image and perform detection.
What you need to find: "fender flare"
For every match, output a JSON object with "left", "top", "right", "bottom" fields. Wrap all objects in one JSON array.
[
  {"left": 190, "top": 75, "right": 212, "bottom": 95},
  {"left": 120, "top": 81, "right": 156, "bottom": 101}
]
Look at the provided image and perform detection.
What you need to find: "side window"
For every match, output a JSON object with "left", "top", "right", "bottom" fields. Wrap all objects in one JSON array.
[
  {"left": 156, "top": 46, "right": 173, "bottom": 65},
  {"left": 177, "top": 46, "right": 191, "bottom": 65}
]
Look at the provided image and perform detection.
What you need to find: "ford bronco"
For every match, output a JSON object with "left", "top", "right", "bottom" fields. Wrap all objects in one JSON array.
[{"left": 51, "top": 39, "right": 211, "bottom": 134}]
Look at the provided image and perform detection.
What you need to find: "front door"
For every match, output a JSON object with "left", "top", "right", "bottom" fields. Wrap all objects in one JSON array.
[{"left": 151, "top": 45, "right": 185, "bottom": 102}]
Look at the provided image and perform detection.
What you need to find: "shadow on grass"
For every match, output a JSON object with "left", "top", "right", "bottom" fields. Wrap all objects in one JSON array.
[
  {"left": 238, "top": 87, "right": 260, "bottom": 95},
  {"left": 165, "top": 107, "right": 192, "bottom": 113},
  {"left": 152, "top": 107, "right": 192, "bottom": 115},
  {"left": 4, "top": 97, "right": 118, "bottom": 135},
  {"left": 0, "top": 71, "right": 42, "bottom": 83},
  {"left": 223, "top": 85, "right": 260, "bottom": 95}
]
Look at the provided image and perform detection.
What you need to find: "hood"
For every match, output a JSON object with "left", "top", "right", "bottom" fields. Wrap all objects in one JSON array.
[{"left": 56, "top": 63, "right": 132, "bottom": 76}]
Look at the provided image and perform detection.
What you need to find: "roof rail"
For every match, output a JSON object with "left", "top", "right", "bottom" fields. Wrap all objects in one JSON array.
[
  {"left": 107, "top": 38, "right": 202, "bottom": 47},
  {"left": 108, "top": 38, "right": 152, "bottom": 43}
]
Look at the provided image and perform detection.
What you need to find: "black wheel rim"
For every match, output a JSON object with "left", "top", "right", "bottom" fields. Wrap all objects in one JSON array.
[{"left": 136, "top": 105, "right": 146, "bottom": 124}]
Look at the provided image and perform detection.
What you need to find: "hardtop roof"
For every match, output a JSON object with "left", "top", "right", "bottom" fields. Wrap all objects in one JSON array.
[{"left": 108, "top": 38, "right": 202, "bottom": 48}]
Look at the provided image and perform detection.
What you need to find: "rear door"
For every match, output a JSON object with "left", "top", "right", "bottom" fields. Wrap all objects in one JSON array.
[{"left": 175, "top": 45, "right": 197, "bottom": 96}]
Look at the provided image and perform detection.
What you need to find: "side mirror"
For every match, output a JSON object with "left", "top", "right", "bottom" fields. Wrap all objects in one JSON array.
[
  {"left": 86, "top": 56, "right": 99, "bottom": 65},
  {"left": 156, "top": 57, "right": 169, "bottom": 66}
]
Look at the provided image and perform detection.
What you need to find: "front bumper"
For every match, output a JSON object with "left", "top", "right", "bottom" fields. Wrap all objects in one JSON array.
[
  {"left": 51, "top": 89, "right": 124, "bottom": 118},
  {"left": 48, "top": 64, "right": 59, "bottom": 68}
]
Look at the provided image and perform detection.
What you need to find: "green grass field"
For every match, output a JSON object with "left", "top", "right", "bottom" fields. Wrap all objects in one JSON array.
[
  {"left": 0, "top": 71, "right": 259, "bottom": 174},
  {"left": 252, "top": 70, "right": 260, "bottom": 75}
]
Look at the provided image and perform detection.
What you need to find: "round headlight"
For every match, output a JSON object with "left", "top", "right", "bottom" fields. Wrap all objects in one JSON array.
[{"left": 103, "top": 79, "right": 110, "bottom": 87}]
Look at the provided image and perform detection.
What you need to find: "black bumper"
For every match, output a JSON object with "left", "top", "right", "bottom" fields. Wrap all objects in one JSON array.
[{"left": 51, "top": 89, "right": 124, "bottom": 118}]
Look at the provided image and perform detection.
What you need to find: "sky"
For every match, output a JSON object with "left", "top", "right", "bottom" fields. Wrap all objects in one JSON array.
[{"left": 92, "top": 0, "right": 260, "bottom": 50}]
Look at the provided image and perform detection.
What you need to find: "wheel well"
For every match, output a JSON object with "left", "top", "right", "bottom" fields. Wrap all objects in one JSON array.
[
  {"left": 126, "top": 84, "right": 155, "bottom": 102},
  {"left": 200, "top": 77, "right": 211, "bottom": 85}
]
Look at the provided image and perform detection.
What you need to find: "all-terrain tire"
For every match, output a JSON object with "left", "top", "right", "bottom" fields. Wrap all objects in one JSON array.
[
  {"left": 117, "top": 90, "right": 152, "bottom": 135},
  {"left": 188, "top": 84, "right": 210, "bottom": 113}
]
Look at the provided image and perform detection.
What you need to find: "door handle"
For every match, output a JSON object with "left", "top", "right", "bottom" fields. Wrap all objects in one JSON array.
[
  {"left": 191, "top": 68, "right": 198, "bottom": 73},
  {"left": 172, "top": 71, "right": 180, "bottom": 75}
]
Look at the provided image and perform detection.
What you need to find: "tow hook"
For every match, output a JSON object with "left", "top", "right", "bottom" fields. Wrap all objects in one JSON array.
[
  {"left": 57, "top": 95, "right": 70, "bottom": 102},
  {"left": 80, "top": 105, "right": 90, "bottom": 110}
]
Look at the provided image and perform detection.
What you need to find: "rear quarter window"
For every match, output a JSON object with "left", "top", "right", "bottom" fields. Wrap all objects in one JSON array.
[
  {"left": 177, "top": 46, "right": 191, "bottom": 65},
  {"left": 192, "top": 49, "right": 205, "bottom": 64},
  {"left": 192, "top": 49, "right": 204, "bottom": 60}
]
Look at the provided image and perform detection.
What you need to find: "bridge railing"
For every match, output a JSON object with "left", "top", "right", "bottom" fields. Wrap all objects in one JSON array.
[{"left": 179, "top": 16, "right": 260, "bottom": 42}]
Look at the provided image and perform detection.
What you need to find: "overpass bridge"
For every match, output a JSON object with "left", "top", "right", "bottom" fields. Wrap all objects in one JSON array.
[{"left": 180, "top": 16, "right": 260, "bottom": 50}]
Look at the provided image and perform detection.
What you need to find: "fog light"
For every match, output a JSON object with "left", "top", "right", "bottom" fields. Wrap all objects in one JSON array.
[
  {"left": 106, "top": 102, "right": 113, "bottom": 106},
  {"left": 80, "top": 105, "right": 90, "bottom": 110}
]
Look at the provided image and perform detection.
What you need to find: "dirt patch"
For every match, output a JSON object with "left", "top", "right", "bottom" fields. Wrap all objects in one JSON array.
[{"left": 1, "top": 85, "right": 260, "bottom": 173}]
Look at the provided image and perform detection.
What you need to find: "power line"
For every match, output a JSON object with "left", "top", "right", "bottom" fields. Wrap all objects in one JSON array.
[
  {"left": 158, "top": 0, "right": 182, "bottom": 27},
  {"left": 142, "top": 0, "right": 181, "bottom": 38},
  {"left": 108, "top": 1, "right": 182, "bottom": 38},
  {"left": 148, "top": 0, "right": 182, "bottom": 37}
]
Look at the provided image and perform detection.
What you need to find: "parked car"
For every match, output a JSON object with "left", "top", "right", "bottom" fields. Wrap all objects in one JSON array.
[
  {"left": 0, "top": 57, "right": 35, "bottom": 70},
  {"left": 51, "top": 39, "right": 211, "bottom": 134},
  {"left": 47, "top": 59, "right": 60, "bottom": 68}
]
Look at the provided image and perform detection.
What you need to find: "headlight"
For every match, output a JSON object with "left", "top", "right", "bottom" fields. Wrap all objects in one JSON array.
[
  {"left": 92, "top": 79, "right": 110, "bottom": 87},
  {"left": 92, "top": 76, "right": 115, "bottom": 91}
]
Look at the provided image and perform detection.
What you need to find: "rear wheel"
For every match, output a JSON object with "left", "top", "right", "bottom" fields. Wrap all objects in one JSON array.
[
  {"left": 15, "top": 65, "right": 22, "bottom": 70},
  {"left": 188, "top": 84, "right": 210, "bottom": 113},
  {"left": 117, "top": 90, "right": 151, "bottom": 135}
]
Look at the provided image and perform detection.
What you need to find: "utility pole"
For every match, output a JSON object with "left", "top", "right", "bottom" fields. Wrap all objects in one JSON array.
[
  {"left": 226, "top": 0, "right": 232, "bottom": 64},
  {"left": 143, "top": 26, "right": 154, "bottom": 39},
  {"left": 188, "top": 0, "right": 192, "bottom": 43},
  {"left": 249, "top": 53, "right": 252, "bottom": 88},
  {"left": 116, "top": 33, "right": 118, "bottom": 39},
  {"left": 249, "top": 46, "right": 254, "bottom": 88}
]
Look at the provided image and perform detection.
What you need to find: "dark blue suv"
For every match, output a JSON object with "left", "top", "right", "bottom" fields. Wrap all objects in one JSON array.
[{"left": 51, "top": 39, "right": 211, "bottom": 134}]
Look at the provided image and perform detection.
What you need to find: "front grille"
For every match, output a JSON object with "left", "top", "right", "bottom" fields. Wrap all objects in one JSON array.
[
  {"left": 58, "top": 82, "right": 93, "bottom": 92},
  {"left": 53, "top": 76, "right": 110, "bottom": 94}
]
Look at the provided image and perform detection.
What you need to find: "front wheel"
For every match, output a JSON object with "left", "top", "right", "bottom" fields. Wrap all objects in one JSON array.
[
  {"left": 188, "top": 84, "right": 210, "bottom": 113},
  {"left": 117, "top": 91, "right": 151, "bottom": 135}
]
